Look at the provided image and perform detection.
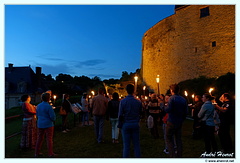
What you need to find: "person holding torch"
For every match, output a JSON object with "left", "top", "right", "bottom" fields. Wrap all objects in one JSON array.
[{"left": 214, "top": 93, "right": 233, "bottom": 152}]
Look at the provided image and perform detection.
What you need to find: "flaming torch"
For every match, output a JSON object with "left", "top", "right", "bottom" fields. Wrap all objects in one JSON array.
[
  {"left": 192, "top": 94, "right": 195, "bottom": 104},
  {"left": 53, "top": 95, "right": 57, "bottom": 104},
  {"left": 143, "top": 86, "right": 146, "bottom": 97},
  {"left": 209, "top": 88, "right": 214, "bottom": 96},
  {"left": 184, "top": 91, "right": 190, "bottom": 104}
]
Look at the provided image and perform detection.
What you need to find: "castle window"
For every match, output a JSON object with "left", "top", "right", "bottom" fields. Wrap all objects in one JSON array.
[
  {"left": 212, "top": 41, "right": 216, "bottom": 47},
  {"left": 200, "top": 7, "right": 210, "bottom": 18},
  {"left": 195, "top": 47, "right": 198, "bottom": 53}
]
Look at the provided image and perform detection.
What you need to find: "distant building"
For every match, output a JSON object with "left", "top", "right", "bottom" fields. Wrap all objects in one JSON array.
[
  {"left": 141, "top": 5, "right": 235, "bottom": 94},
  {"left": 5, "top": 63, "right": 46, "bottom": 109}
]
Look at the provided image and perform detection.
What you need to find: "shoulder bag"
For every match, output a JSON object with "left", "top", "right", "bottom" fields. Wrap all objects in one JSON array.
[{"left": 59, "top": 106, "right": 67, "bottom": 115}]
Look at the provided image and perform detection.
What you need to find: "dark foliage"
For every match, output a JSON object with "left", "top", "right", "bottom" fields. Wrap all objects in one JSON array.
[{"left": 177, "top": 72, "right": 235, "bottom": 99}]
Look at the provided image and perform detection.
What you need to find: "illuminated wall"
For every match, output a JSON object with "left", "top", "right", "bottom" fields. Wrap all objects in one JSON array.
[{"left": 141, "top": 5, "right": 235, "bottom": 94}]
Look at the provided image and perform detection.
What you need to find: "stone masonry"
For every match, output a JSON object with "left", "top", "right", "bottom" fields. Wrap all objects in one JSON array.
[{"left": 141, "top": 5, "right": 235, "bottom": 94}]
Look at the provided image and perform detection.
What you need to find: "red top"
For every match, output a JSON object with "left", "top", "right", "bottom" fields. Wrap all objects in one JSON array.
[{"left": 22, "top": 102, "right": 36, "bottom": 118}]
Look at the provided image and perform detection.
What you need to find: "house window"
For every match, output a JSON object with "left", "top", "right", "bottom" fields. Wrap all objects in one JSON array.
[
  {"left": 212, "top": 41, "right": 216, "bottom": 47},
  {"left": 200, "top": 7, "right": 210, "bottom": 18}
]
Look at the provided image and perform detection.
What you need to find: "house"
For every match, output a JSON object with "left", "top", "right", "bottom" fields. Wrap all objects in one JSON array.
[{"left": 5, "top": 63, "right": 46, "bottom": 109}]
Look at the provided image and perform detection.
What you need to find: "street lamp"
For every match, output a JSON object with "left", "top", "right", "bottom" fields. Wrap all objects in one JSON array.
[
  {"left": 134, "top": 75, "right": 138, "bottom": 94},
  {"left": 156, "top": 75, "right": 160, "bottom": 95},
  {"left": 91, "top": 91, "right": 95, "bottom": 96}
]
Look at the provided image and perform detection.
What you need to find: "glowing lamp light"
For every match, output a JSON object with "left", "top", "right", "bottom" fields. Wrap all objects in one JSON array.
[
  {"left": 91, "top": 91, "right": 95, "bottom": 96},
  {"left": 134, "top": 76, "right": 138, "bottom": 82},
  {"left": 184, "top": 91, "right": 188, "bottom": 97},
  {"left": 156, "top": 75, "right": 160, "bottom": 83}
]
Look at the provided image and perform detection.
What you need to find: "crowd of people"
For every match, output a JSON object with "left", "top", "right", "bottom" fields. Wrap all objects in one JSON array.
[{"left": 19, "top": 84, "right": 234, "bottom": 158}]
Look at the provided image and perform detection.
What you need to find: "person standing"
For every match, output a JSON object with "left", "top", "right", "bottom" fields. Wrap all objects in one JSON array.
[
  {"left": 118, "top": 84, "right": 142, "bottom": 158},
  {"left": 106, "top": 92, "right": 120, "bottom": 143},
  {"left": 165, "top": 84, "right": 188, "bottom": 158},
  {"left": 35, "top": 93, "right": 56, "bottom": 157},
  {"left": 162, "top": 94, "right": 177, "bottom": 154},
  {"left": 61, "top": 94, "right": 72, "bottom": 133},
  {"left": 92, "top": 87, "right": 109, "bottom": 143},
  {"left": 215, "top": 93, "right": 233, "bottom": 152},
  {"left": 191, "top": 95, "right": 204, "bottom": 139},
  {"left": 81, "top": 93, "right": 90, "bottom": 126},
  {"left": 147, "top": 93, "right": 161, "bottom": 139},
  {"left": 20, "top": 94, "right": 37, "bottom": 150},
  {"left": 45, "top": 90, "right": 55, "bottom": 109},
  {"left": 88, "top": 95, "right": 94, "bottom": 118},
  {"left": 198, "top": 93, "right": 218, "bottom": 154}
]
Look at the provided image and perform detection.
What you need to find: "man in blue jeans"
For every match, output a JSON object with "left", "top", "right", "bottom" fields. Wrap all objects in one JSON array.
[
  {"left": 92, "top": 88, "right": 109, "bottom": 143},
  {"left": 118, "top": 84, "right": 142, "bottom": 158},
  {"left": 165, "top": 84, "right": 188, "bottom": 158}
]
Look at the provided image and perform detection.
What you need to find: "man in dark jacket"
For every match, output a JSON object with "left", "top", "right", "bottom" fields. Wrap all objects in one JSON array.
[
  {"left": 165, "top": 84, "right": 188, "bottom": 158},
  {"left": 215, "top": 93, "right": 233, "bottom": 152}
]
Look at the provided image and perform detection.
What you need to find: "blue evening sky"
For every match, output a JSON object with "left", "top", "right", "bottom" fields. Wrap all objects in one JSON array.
[{"left": 5, "top": 5, "right": 175, "bottom": 79}]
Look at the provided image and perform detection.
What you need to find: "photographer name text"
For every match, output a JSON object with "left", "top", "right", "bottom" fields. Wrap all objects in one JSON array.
[{"left": 200, "top": 151, "right": 234, "bottom": 158}]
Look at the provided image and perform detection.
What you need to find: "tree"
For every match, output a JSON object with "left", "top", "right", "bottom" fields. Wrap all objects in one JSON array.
[
  {"left": 56, "top": 73, "right": 73, "bottom": 82},
  {"left": 214, "top": 72, "right": 235, "bottom": 97},
  {"left": 120, "top": 71, "right": 129, "bottom": 81},
  {"left": 177, "top": 73, "right": 235, "bottom": 99},
  {"left": 103, "top": 78, "right": 120, "bottom": 85},
  {"left": 41, "top": 74, "right": 54, "bottom": 81}
]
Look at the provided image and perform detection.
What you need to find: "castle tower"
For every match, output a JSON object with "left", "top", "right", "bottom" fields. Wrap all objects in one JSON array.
[{"left": 141, "top": 5, "right": 235, "bottom": 94}]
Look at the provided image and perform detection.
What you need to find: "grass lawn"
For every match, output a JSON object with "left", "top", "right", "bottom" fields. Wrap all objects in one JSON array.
[{"left": 5, "top": 109, "right": 235, "bottom": 158}]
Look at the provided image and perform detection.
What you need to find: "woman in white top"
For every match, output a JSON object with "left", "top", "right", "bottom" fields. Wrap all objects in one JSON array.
[{"left": 198, "top": 93, "right": 218, "bottom": 153}]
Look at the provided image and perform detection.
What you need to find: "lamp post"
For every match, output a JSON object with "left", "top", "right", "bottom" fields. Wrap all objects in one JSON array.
[
  {"left": 134, "top": 75, "right": 138, "bottom": 94},
  {"left": 156, "top": 75, "right": 160, "bottom": 95}
]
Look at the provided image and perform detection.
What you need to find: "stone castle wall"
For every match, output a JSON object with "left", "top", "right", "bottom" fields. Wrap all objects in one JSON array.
[{"left": 141, "top": 5, "right": 235, "bottom": 94}]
